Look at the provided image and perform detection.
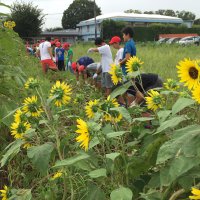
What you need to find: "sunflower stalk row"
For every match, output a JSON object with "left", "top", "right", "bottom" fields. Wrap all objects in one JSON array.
[{"left": 1, "top": 57, "right": 200, "bottom": 199}]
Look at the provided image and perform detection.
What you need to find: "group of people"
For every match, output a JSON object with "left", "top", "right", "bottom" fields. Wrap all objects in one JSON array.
[
  {"left": 36, "top": 26, "right": 163, "bottom": 107},
  {"left": 35, "top": 38, "right": 73, "bottom": 73}
]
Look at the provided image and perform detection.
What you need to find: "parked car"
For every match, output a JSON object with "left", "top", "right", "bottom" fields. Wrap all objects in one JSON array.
[
  {"left": 178, "top": 36, "right": 200, "bottom": 46},
  {"left": 166, "top": 37, "right": 181, "bottom": 44},
  {"left": 156, "top": 38, "right": 169, "bottom": 44}
]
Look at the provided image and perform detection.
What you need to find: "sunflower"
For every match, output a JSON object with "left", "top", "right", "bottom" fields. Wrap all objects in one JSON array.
[
  {"left": 177, "top": 59, "right": 200, "bottom": 90},
  {"left": 145, "top": 90, "right": 164, "bottom": 112},
  {"left": 24, "top": 77, "right": 39, "bottom": 89},
  {"left": 23, "top": 96, "right": 43, "bottom": 117},
  {"left": 189, "top": 187, "right": 200, "bottom": 199},
  {"left": 126, "top": 56, "right": 144, "bottom": 74},
  {"left": 85, "top": 99, "right": 99, "bottom": 118},
  {"left": 192, "top": 85, "right": 200, "bottom": 104},
  {"left": 50, "top": 81, "right": 72, "bottom": 107},
  {"left": 3, "top": 21, "right": 16, "bottom": 29},
  {"left": 75, "top": 119, "right": 90, "bottom": 151},
  {"left": 109, "top": 64, "right": 123, "bottom": 85},
  {"left": 3, "top": 21, "right": 9, "bottom": 28},
  {"left": 164, "top": 78, "right": 180, "bottom": 91},
  {"left": 23, "top": 142, "right": 32, "bottom": 149},
  {"left": 51, "top": 171, "right": 63, "bottom": 180},
  {"left": 13, "top": 109, "right": 26, "bottom": 122},
  {"left": 102, "top": 96, "right": 122, "bottom": 123},
  {"left": 0, "top": 185, "right": 8, "bottom": 200},
  {"left": 10, "top": 121, "right": 31, "bottom": 139}
]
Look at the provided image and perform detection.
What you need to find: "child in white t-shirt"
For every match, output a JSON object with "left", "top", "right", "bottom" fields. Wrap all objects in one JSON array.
[
  {"left": 88, "top": 38, "right": 113, "bottom": 97},
  {"left": 109, "top": 36, "right": 124, "bottom": 65}
]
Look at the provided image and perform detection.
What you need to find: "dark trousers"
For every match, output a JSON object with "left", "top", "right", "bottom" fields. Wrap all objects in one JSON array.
[{"left": 58, "top": 60, "right": 65, "bottom": 71}]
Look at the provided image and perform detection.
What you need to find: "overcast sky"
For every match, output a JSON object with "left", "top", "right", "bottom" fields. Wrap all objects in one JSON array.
[{"left": 1, "top": 0, "right": 200, "bottom": 29}]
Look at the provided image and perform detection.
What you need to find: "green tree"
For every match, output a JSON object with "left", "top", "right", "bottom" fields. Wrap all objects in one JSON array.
[
  {"left": 144, "top": 11, "right": 154, "bottom": 14},
  {"left": 155, "top": 9, "right": 166, "bottom": 15},
  {"left": 62, "top": 0, "right": 101, "bottom": 29},
  {"left": 10, "top": 1, "right": 44, "bottom": 37},
  {"left": 164, "top": 9, "right": 176, "bottom": 17},
  {"left": 124, "top": 9, "right": 142, "bottom": 14},
  {"left": 101, "top": 20, "right": 125, "bottom": 40},
  {"left": 194, "top": 18, "right": 200, "bottom": 25},
  {"left": 45, "top": 27, "right": 63, "bottom": 32},
  {"left": 177, "top": 11, "right": 196, "bottom": 20}
]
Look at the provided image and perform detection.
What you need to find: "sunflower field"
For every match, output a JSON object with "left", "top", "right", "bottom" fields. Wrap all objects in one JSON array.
[{"left": 2, "top": 4, "right": 200, "bottom": 200}]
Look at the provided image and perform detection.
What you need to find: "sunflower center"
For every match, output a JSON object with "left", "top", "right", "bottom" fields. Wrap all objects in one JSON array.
[
  {"left": 92, "top": 105, "right": 98, "bottom": 113},
  {"left": 28, "top": 103, "right": 38, "bottom": 113},
  {"left": 54, "top": 88, "right": 64, "bottom": 99},
  {"left": 132, "top": 63, "right": 140, "bottom": 71},
  {"left": 153, "top": 96, "right": 163, "bottom": 105},
  {"left": 17, "top": 123, "right": 27, "bottom": 134},
  {"left": 189, "top": 67, "right": 198, "bottom": 79}
]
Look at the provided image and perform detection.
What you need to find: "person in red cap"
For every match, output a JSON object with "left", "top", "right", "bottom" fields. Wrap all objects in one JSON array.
[
  {"left": 72, "top": 56, "right": 94, "bottom": 84},
  {"left": 109, "top": 36, "right": 124, "bottom": 65},
  {"left": 55, "top": 42, "right": 65, "bottom": 71},
  {"left": 37, "top": 36, "right": 58, "bottom": 73}
]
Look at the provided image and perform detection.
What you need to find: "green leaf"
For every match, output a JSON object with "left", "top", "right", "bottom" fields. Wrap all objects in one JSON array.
[
  {"left": 83, "top": 183, "right": 106, "bottom": 200},
  {"left": 157, "top": 125, "right": 200, "bottom": 164},
  {"left": 89, "top": 137, "right": 100, "bottom": 149},
  {"left": 157, "top": 110, "right": 171, "bottom": 123},
  {"left": 0, "top": 12, "right": 10, "bottom": 17},
  {"left": 155, "top": 116, "right": 187, "bottom": 134},
  {"left": 172, "top": 97, "right": 195, "bottom": 115},
  {"left": 27, "top": 143, "right": 54, "bottom": 174},
  {"left": 1, "top": 140, "right": 24, "bottom": 168},
  {"left": 110, "top": 81, "right": 132, "bottom": 99},
  {"left": 106, "top": 152, "right": 120, "bottom": 161},
  {"left": 53, "top": 152, "right": 90, "bottom": 168},
  {"left": 0, "top": 3, "right": 11, "bottom": 8},
  {"left": 110, "top": 187, "right": 133, "bottom": 200},
  {"left": 111, "top": 107, "right": 132, "bottom": 123},
  {"left": 106, "top": 131, "right": 128, "bottom": 139},
  {"left": 9, "top": 189, "right": 32, "bottom": 200},
  {"left": 88, "top": 168, "right": 107, "bottom": 179},
  {"left": 132, "top": 117, "right": 154, "bottom": 123}
]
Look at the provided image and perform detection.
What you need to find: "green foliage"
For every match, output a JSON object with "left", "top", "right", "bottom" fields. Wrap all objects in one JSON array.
[
  {"left": 62, "top": 0, "right": 101, "bottom": 29},
  {"left": 27, "top": 143, "right": 54, "bottom": 175},
  {"left": 2, "top": 23, "right": 200, "bottom": 200},
  {"left": 101, "top": 21, "right": 200, "bottom": 41},
  {"left": 101, "top": 19, "right": 125, "bottom": 40},
  {"left": 0, "top": 139, "right": 24, "bottom": 167},
  {"left": 10, "top": 1, "right": 44, "bottom": 37},
  {"left": 110, "top": 187, "right": 133, "bottom": 200}
]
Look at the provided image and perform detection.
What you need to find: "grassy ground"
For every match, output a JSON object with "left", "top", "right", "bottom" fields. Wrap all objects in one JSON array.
[{"left": 72, "top": 42, "right": 200, "bottom": 80}]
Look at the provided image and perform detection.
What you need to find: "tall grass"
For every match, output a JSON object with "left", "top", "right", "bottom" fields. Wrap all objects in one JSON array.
[{"left": 72, "top": 42, "right": 200, "bottom": 80}]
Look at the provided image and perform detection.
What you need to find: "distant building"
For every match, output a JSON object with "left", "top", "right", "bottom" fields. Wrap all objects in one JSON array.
[
  {"left": 183, "top": 20, "right": 194, "bottom": 28},
  {"left": 77, "top": 12, "right": 184, "bottom": 41},
  {"left": 41, "top": 29, "right": 79, "bottom": 43}
]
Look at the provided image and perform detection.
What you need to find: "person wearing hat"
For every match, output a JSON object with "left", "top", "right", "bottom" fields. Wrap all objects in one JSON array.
[
  {"left": 109, "top": 36, "right": 124, "bottom": 65},
  {"left": 63, "top": 43, "right": 74, "bottom": 73},
  {"left": 72, "top": 56, "right": 94, "bottom": 84},
  {"left": 55, "top": 42, "right": 65, "bottom": 71},
  {"left": 37, "top": 36, "right": 58, "bottom": 73}
]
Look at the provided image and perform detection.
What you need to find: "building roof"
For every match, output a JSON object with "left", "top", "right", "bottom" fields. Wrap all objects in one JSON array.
[
  {"left": 41, "top": 29, "right": 79, "bottom": 36},
  {"left": 77, "top": 12, "right": 183, "bottom": 26}
]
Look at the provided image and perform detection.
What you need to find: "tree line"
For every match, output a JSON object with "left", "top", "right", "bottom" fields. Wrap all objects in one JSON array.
[{"left": 124, "top": 9, "right": 197, "bottom": 21}]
